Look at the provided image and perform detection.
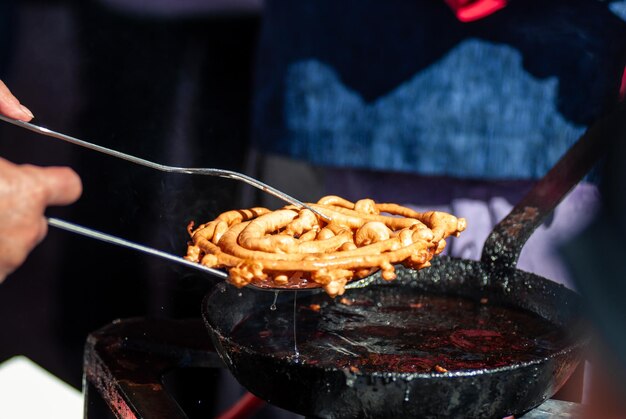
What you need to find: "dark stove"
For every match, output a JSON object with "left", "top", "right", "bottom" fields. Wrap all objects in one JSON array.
[
  {"left": 83, "top": 318, "right": 271, "bottom": 419},
  {"left": 83, "top": 318, "right": 584, "bottom": 419}
]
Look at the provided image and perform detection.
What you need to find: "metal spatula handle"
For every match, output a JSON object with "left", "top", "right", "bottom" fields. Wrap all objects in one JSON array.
[{"left": 0, "top": 115, "right": 330, "bottom": 222}]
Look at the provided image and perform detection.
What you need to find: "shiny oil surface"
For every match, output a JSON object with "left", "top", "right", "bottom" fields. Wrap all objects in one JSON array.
[{"left": 230, "top": 289, "right": 572, "bottom": 373}]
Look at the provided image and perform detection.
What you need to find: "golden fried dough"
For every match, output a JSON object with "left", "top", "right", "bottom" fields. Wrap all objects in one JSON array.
[{"left": 185, "top": 196, "right": 466, "bottom": 297}]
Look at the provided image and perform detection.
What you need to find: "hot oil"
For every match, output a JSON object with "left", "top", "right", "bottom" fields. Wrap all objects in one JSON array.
[
  {"left": 292, "top": 291, "right": 300, "bottom": 361},
  {"left": 265, "top": 290, "right": 301, "bottom": 361},
  {"left": 231, "top": 288, "right": 572, "bottom": 373}
]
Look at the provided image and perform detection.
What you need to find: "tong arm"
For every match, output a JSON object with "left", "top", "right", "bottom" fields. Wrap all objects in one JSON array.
[
  {"left": 47, "top": 217, "right": 229, "bottom": 280},
  {"left": 47, "top": 217, "right": 374, "bottom": 293},
  {"left": 0, "top": 115, "right": 330, "bottom": 222}
]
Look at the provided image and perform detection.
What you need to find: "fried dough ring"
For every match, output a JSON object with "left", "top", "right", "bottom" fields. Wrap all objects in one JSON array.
[{"left": 185, "top": 195, "right": 466, "bottom": 297}]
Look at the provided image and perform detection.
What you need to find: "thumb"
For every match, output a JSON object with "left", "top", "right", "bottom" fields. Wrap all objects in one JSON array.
[{"left": 36, "top": 166, "right": 83, "bottom": 206}]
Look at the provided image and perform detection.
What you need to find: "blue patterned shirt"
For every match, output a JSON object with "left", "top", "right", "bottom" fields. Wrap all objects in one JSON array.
[{"left": 252, "top": 0, "right": 626, "bottom": 179}]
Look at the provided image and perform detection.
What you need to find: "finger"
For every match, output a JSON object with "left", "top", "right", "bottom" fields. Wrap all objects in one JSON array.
[
  {"left": 36, "top": 216, "right": 49, "bottom": 245},
  {"left": 0, "top": 80, "right": 34, "bottom": 121},
  {"left": 36, "top": 166, "right": 83, "bottom": 206}
]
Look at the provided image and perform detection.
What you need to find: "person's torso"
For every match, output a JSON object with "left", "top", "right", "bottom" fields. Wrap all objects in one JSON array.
[{"left": 252, "top": 0, "right": 626, "bottom": 179}]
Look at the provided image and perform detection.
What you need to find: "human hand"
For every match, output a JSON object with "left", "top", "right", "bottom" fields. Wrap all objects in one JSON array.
[
  {"left": 0, "top": 79, "right": 34, "bottom": 121},
  {"left": 0, "top": 80, "right": 82, "bottom": 281},
  {"left": 0, "top": 158, "right": 82, "bottom": 282}
]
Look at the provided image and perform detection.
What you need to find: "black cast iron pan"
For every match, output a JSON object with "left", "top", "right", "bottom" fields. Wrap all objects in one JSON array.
[{"left": 202, "top": 103, "right": 624, "bottom": 419}]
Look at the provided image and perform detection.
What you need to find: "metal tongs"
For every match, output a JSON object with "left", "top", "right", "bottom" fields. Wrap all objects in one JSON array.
[
  {"left": 0, "top": 115, "right": 329, "bottom": 221},
  {"left": 1, "top": 116, "right": 371, "bottom": 292}
]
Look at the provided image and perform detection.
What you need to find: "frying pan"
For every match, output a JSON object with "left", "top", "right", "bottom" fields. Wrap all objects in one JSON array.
[{"left": 202, "top": 104, "right": 623, "bottom": 419}]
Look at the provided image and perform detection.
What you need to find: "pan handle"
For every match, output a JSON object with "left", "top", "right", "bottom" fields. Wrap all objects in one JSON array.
[{"left": 480, "top": 101, "right": 626, "bottom": 273}]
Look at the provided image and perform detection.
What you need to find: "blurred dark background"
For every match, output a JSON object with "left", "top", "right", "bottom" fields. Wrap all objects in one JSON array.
[{"left": 0, "top": 0, "right": 260, "bottom": 407}]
